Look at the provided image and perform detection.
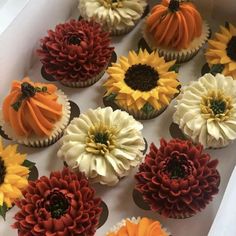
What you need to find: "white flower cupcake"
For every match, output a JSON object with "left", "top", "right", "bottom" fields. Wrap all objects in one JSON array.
[
  {"left": 58, "top": 107, "right": 145, "bottom": 186},
  {"left": 173, "top": 73, "right": 236, "bottom": 149},
  {"left": 78, "top": 0, "right": 147, "bottom": 35}
]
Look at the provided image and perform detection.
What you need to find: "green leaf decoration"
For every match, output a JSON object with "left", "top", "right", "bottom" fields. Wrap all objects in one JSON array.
[
  {"left": 0, "top": 203, "right": 8, "bottom": 220},
  {"left": 210, "top": 64, "right": 224, "bottom": 76},
  {"left": 142, "top": 103, "right": 154, "bottom": 115},
  {"left": 105, "top": 93, "right": 117, "bottom": 101},
  {"left": 22, "top": 159, "right": 36, "bottom": 169},
  {"left": 225, "top": 21, "right": 230, "bottom": 29},
  {"left": 169, "top": 64, "right": 181, "bottom": 73}
]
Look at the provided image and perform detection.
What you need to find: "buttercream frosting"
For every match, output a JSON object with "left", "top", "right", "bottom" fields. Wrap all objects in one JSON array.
[
  {"left": 146, "top": 0, "right": 203, "bottom": 50},
  {"left": 2, "top": 77, "right": 62, "bottom": 137},
  {"left": 58, "top": 107, "right": 145, "bottom": 186},
  {"left": 78, "top": 0, "right": 147, "bottom": 33},
  {"left": 107, "top": 217, "right": 169, "bottom": 236},
  {"left": 104, "top": 49, "right": 180, "bottom": 114},
  {"left": 173, "top": 73, "right": 236, "bottom": 148}
]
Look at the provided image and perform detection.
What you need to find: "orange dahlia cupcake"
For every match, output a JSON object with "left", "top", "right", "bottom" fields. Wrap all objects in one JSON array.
[
  {"left": 107, "top": 217, "right": 170, "bottom": 236},
  {"left": 205, "top": 23, "right": 236, "bottom": 79},
  {"left": 0, "top": 77, "right": 70, "bottom": 147},
  {"left": 143, "top": 0, "right": 210, "bottom": 63}
]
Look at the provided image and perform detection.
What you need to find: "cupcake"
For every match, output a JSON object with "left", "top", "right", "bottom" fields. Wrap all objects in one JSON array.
[
  {"left": 0, "top": 77, "right": 70, "bottom": 147},
  {"left": 205, "top": 23, "right": 236, "bottom": 79},
  {"left": 58, "top": 107, "right": 145, "bottom": 186},
  {"left": 37, "top": 19, "right": 114, "bottom": 88},
  {"left": 103, "top": 49, "right": 180, "bottom": 120},
  {"left": 135, "top": 138, "right": 220, "bottom": 219},
  {"left": 0, "top": 139, "right": 34, "bottom": 219},
  {"left": 143, "top": 0, "right": 210, "bottom": 63},
  {"left": 78, "top": 0, "right": 147, "bottom": 36},
  {"left": 107, "top": 217, "right": 170, "bottom": 236},
  {"left": 13, "top": 168, "right": 102, "bottom": 236},
  {"left": 173, "top": 73, "right": 236, "bottom": 149}
]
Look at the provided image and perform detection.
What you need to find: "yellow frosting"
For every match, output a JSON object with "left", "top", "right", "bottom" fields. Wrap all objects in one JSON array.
[
  {"left": 104, "top": 49, "right": 180, "bottom": 113},
  {"left": 205, "top": 23, "right": 236, "bottom": 79}
]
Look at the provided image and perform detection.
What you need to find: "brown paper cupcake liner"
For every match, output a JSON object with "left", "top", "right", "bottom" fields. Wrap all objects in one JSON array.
[
  {"left": 142, "top": 20, "right": 210, "bottom": 63},
  {"left": 0, "top": 90, "right": 71, "bottom": 147}
]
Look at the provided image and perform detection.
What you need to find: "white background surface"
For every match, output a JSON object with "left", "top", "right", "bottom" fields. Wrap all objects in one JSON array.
[{"left": 1, "top": 1, "right": 236, "bottom": 236}]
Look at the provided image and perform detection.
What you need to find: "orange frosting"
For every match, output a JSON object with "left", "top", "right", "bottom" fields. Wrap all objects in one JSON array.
[
  {"left": 2, "top": 77, "right": 62, "bottom": 137},
  {"left": 107, "top": 218, "right": 168, "bottom": 236},
  {"left": 146, "top": 0, "right": 203, "bottom": 50}
]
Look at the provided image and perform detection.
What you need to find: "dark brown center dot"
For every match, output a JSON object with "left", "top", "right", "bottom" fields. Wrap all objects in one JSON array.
[
  {"left": 226, "top": 36, "right": 236, "bottom": 61},
  {"left": 0, "top": 157, "right": 6, "bottom": 185},
  {"left": 164, "top": 154, "right": 192, "bottom": 179},
  {"left": 168, "top": 0, "right": 180, "bottom": 12},
  {"left": 68, "top": 34, "right": 81, "bottom": 45},
  {"left": 210, "top": 99, "right": 226, "bottom": 115},
  {"left": 94, "top": 132, "right": 109, "bottom": 145},
  {"left": 45, "top": 190, "right": 69, "bottom": 219},
  {"left": 124, "top": 64, "right": 159, "bottom": 92}
]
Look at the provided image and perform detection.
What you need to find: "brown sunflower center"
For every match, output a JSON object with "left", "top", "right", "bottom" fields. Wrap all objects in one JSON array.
[
  {"left": 124, "top": 64, "right": 159, "bottom": 92},
  {"left": 168, "top": 0, "right": 180, "bottom": 12},
  {"left": 226, "top": 36, "right": 236, "bottom": 61},
  {"left": 201, "top": 91, "right": 233, "bottom": 121},
  {"left": 164, "top": 154, "right": 192, "bottom": 179},
  {"left": 86, "top": 124, "right": 116, "bottom": 155},
  {"left": 45, "top": 190, "right": 69, "bottom": 219},
  {"left": 67, "top": 34, "right": 81, "bottom": 45},
  {"left": 0, "top": 157, "right": 6, "bottom": 185}
]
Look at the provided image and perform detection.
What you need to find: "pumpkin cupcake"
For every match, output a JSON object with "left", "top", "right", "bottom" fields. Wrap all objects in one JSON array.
[
  {"left": 58, "top": 107, "right": 145, "bottom": 186},
  {"left": 173, "top": 73, "right": 236, "bottom": 149},
  {"left": 78, "top": 0, "right": 147, "bottom": 36},
  {"left": 0, "top": 139, "right": 34, "bottom": 219},
  {"left": 135, "top": 138, "right": 220, "bottom": 219},
  {"left": 0, "top": 77, "right": 70, "bottom": 147},
  {"left": 143, "top": 0, "right": 210, "bottom": 63},
  {"left": 205, "top": 23, "right": 236, "bottom": 79},
  {"left": 103, "top": 49, "right": 180, "bottom": 120},
  {"left": 38, "top": 19, "right": 114, "bottom": 88},
  {"left": 107, "top": 217, "right": 170, "bottom": 236}
]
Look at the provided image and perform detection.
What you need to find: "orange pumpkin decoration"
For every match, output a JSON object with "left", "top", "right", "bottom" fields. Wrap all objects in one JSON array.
[
  {"left": 2, "top": 77, "right": 62, "bottom": 137},
  {"left": 146, "top": 0, "right": 203, "bottom": 50}
]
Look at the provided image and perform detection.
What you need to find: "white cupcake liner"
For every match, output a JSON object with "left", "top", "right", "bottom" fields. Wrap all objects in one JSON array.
[
  {"left": 143, "top": 20, "right": 210, "bottom": 63},
  {"left": 59, "top": 68, "right": 106, "bottom": 88},
  {"left": 107, "top": 217, "right": 170, "bottom": 235},
  {"left": 0, "top": 90, "right": 71, "bottom": 147}
]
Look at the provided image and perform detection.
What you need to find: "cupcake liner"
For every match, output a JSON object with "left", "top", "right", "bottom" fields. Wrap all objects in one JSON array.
[
  {"left": 59, "top": 68, "right": 106, "bottom": 88},
  {"left": 0, "top": 90, "right": 71, "bottom": 147},
  {"left": 111, "top": 22, "right": 138, "bottom": 36},
  {"left": 143, "top": 20, "right": 210, "bottom": 63}
]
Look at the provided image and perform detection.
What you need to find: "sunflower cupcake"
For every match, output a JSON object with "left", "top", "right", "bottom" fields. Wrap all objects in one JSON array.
[
  {"left": 0, "top": 139, "right": 34, "bottom": 219},
  {"left": 58, "top": 107, "right": 145, "bottom": 186},
  {"left": 205, "top": 23, "right": 236, "bottom": 79},
  {"left": 143, "top": 0, "right": 210, "bottom": 63},
  {"left": 13, "top": 168, "right": 102, "bottom": 236},
  {"left": 103, "top": 49, "right": 180, "bottom": 120},
  {"left": 107, "top": 217, "right": 170, "bottom": 236},
  {"left": 38, "top": 19, "right": 114, "bottom": 88},
  {"left": 0, "top": 77, "right": 70, "bottom": 147},
  {"left": 78, "top": 0, "right": 147, "bottom": 36},
  {"left": 173, "top": 73, "right": 236, "bottom": 149},
  {"left": 135, "top": 138, "right": 220, "bottom": 219}
]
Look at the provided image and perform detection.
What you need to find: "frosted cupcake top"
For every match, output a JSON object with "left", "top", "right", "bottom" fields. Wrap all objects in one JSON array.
[
  {"left": 2, "top": 77, "right": 63, "bottom": 137},
  {"left": 78, "top": 0, "right": 147, "bottom": 32},
  {"left": 173, "top": 73, "right": 236, "bottom": 148},
  {"left": 58, "top": 107, "right": 145, "bottom": 186}
]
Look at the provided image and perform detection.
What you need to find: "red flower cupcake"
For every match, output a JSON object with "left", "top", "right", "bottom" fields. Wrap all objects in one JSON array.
[
  {"left": 135, "top": 138, "right": 220, "bottom": 219},
  {"left": 13, "top": 168, "right": 102, "bottom": 236},
  {"left": 38, "top": 19, "right": 114, "bottom": 88}
]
